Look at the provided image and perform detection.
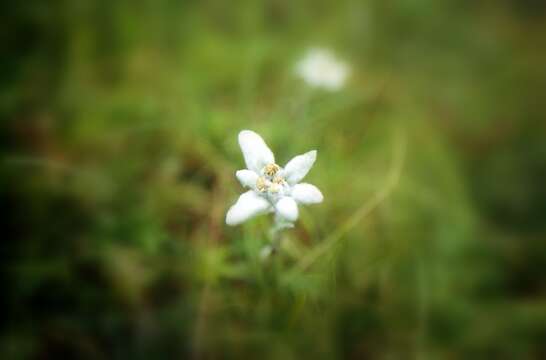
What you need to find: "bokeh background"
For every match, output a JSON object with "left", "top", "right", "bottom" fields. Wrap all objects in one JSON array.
[{"left": 2, "top": 0, "right": 546, "bottom": 358}]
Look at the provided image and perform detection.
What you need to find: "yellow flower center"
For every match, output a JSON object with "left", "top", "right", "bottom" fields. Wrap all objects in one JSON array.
[
  {"left": 272, "top": 176, "right": 285, "bottom": 185},
  {"left": 256, "top": 176, "right": 267, "bottom": 192},
  {"left": 263, "top": 163, "right": 280, "bottom": 177},
  {"left": 255, "top": 168, "right": 287, "bottom": 197}
]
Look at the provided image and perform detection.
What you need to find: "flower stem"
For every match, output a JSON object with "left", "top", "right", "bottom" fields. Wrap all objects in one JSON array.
[{"left": 261, "top": 216, "right": 294, "bottom": 260}]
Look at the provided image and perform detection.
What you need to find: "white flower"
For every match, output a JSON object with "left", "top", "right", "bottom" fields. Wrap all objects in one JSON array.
[
  {"left": 226, "top": 130, "right": 323, "bottom": 226},
  {"left": 295, "top": 48, "right": 350, "bottom": 91}
]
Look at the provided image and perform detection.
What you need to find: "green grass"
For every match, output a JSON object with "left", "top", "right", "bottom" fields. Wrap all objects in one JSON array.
[{"left": 2, "top": 0, "right": 546, "bottom": 358}]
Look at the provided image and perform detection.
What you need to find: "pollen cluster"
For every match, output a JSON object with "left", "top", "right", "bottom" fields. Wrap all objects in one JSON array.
[
  {"left": 263, "top": 163, "right": 280, "bottom": 177},
  {"left": 256, "top": 163, "right": 288, "bottom": 197}
]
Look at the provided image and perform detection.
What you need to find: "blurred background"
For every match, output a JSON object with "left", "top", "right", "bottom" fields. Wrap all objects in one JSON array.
[{"left": 2, "top": 0, "right": 545, "bottom": 358}]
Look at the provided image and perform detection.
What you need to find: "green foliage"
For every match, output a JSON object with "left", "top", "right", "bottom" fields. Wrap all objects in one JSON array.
[{"left": 2, "top": 0, "right": 545, "bottom": 358}]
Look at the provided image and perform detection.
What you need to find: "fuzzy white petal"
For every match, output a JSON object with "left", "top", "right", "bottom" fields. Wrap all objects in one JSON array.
[
  {"left": 275, "top": 197, "right": 299, "bottom": 222},
  {"left": 295, "top": 48, "right": 349, "bottom": 91},
  {"left": 226, "top": 191, "right": 271, "bottom": 226},
  {"left": 238, "top": 130, "right": 275, "bottom": 173},
  {"left": 291, "top": 183, "right": 323, "bottom": 204},
  {"left": 282, "top": 150, "right": 317, "bottom": 185},
  {"left": 236, "top": 169, "right": 258, "bottom": 189}
]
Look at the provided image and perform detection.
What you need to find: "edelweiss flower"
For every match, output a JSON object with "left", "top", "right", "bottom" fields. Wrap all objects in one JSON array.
[
  {"left": 226, "top": 130, "right": 323, "bottom": 226},
  {"left": 295, "top": 48, "right": 350, "bottom": 91}
]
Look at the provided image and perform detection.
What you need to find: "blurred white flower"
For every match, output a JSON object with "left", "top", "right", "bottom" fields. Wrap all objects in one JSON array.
[
  {"left": 295, "top": 48, "right": 350, "bottom": 91},
  {"left": 226, "top": 130, "right": 323, "bottom": 226}
]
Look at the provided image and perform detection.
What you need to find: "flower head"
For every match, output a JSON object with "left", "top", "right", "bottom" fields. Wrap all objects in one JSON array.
[
  {"left": 295, "top": 48, "right": 350, "bottom": 91},
  {"left": 226, "top": 130, "right": 323, "bottom": 226}
]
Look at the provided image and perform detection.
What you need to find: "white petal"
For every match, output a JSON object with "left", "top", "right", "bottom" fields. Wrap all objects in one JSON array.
[
  {"left": 275, "top": 197, "right": 299, "bottom": 222},
  {"left": 236, "top": 169, "right": 258, "bottom": 188},
  {"left": 226, "top": 191, "right": 271, "bottom": 226},
  {"left": 282, "top": 150, "right": 317, "bottom": 185},
  {"left": 238, "top": 130, "right": 275, "bottom": 173},
  {"left": 260, "top": 245, "right": 273, "bottom": 260},
  {"left": 295, "top": 48, "right": 349, "bottom": 91},
  {"left": 291, "top": 183, "right": 323, "bottom": 204}
]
